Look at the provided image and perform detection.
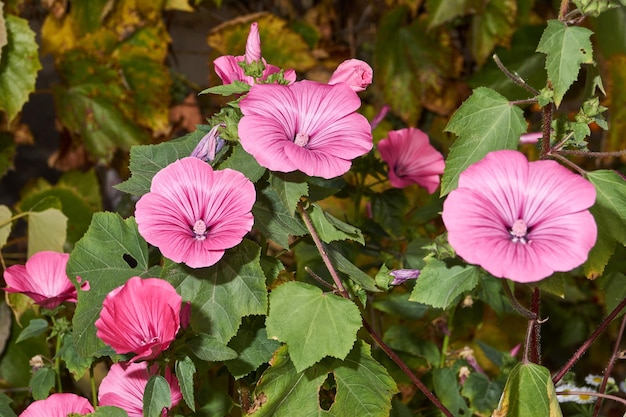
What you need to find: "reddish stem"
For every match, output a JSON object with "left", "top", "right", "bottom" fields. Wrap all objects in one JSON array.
[{"left": 592, "top": 313, "right": 626, "bottom": 417}]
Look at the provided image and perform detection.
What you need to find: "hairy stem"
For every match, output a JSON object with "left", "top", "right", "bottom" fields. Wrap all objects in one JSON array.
[
  {"left": 557, "top": 149, "right": 626, "bottom": 158},
  {"left": 502, "top": 281, "right": 536, "bottom": 320},
  {"left": 592, "top": 313, "right": 626, "bottom": 417},
  {"left": 558, "top": 0, "right": 570, "bottom": 20},
  {"left": 529, "top": 287, "right": 541, "bottom": 364},
  {"left": 298, "top": 201, "right": 454, "bottom": 417},
  {"left": 553, "top": 297, "right": 626, "bottom": 384},
  {"left": 492, "top": 54, "right": 539, "bottom": 95},
  {"left": 550, "top": 153, "right": 588, "bottom": 176},
  {"left": 540, "top": 103, "right": 553, "bottom": 160}
]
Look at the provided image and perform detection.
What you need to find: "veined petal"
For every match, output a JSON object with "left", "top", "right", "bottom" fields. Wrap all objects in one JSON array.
[{"left": 20, "top": 393, "right": 94, "bottom": 417}]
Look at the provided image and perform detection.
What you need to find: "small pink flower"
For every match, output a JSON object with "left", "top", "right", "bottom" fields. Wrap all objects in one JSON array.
[
  {"left": 378, "top": 128, "right": 445, "bottom": 193},
  {"left": 135, "top": 157, "right": 255, "bottom": 268},
  {"left": 95, "top": 277, "right": 182, "bottom": 361},
  {"left": 19, "top": 393, "right": 94, "bottom": 417},
  {"left": 99, "top": 361, "right": 182, "bottom": 417},
  {"left": 213, "top": 22, "right": 296, "bottom": 86},
  {"left": 328, "top": 59, "right": 373, "bottom": 92},
  {"left": 4, "top": 251, "right": 78, "bottom": 309},
  {"left": 442, "top": 150, "right": 597, "bottom": 283},
  {"left": 238, "top": 80, "right": 373, "bottom": 179}
]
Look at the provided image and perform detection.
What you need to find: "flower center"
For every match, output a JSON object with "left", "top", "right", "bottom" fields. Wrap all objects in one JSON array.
[
  {"left": 509, "top": 218, "right": 530, "bottom": 244},
  {"left": 193, "top": 219, "right": 208, "bottom": 241},
  {"left": 294, "top": 132, "right": 309, "bottom": 147}
]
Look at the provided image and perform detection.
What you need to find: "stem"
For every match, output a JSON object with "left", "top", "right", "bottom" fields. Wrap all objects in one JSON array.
[
  {"left": 529, "top": 287, "right": 541, "bottom": 364},
  {"left": 551, "top": 131, "right": 574, "bottom": 152},
  {"left": 510, "top": 98, "right": 539, "bottom": 106},
  {"left": 90, "top": 364, "right": 97, "bottom": 407},
  {"left": 557, "top": 149, "right": 626, "bottom": 158},
  {"left": 492, "top": 54, "right": 539, "bottom": 95},
  {"left": 540, "top": 103, "right": 553, "bottom": 160},
  {"left": 592, "top": 313, "right": 626, "bottom": 417},
  {"left": 298, "top": 201, "right": 454, "bottom": 417},
  {"left": 553, "top": 297, "right": 626, "bottom": 384},
  {"left": 556, "top": 391, "right": 626, "bottom": 407},
  {"left": 558, "top": 0, "right": 570, "bottom": 20},
  {"left": 0, "top": 211, "right": 29, "bottom": 229},
  {"left": 550, "top": 153, "right": 588, "bottom": 176},
  {"left": 55, "top": 334, "right": 63, "bottom": 393},
  {"left": 297, "top": 203, "right": 350, "bottom": 299},
  {"left": 439, "top": 306, "right": 456, "bottom": 368},
  {"left": 502, "top": 281, "right": 536, "bottom": 319},
  {"left": 362, "top": 319, "right": 454, "bottom": 417}
]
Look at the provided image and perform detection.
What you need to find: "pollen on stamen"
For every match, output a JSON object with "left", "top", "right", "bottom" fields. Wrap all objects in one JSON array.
[
  {"left": 193, "top": 219, "right": 208, "bottom": 241},
  {"left": 509, "top": 218, "right": 529, "bottom": 244},
  {"left": 294, "top": 132, "right": 309, "bottom": 147}
]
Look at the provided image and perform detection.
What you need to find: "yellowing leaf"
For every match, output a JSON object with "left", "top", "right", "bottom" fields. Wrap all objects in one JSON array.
[
  {"left": 605, "top": 54, "right": 626, "bottom": 152},
  {"left": 470, "top": 0, "right": 517, "bottom": 66},
  {"left": 41, "top": 14, "right": 77, "bottom": 56},
  {"left": 0, "top": 15, "right": 42, "bottom": 122},
  {"left": 27, "top": 208, "right": 68, "bottom": 258},
  {"left": 165, "top": 0, "right": 194, "bottom": 11},
  {"left": 208, "top": 13, "right": 315, "bottom": 72},
  {"left": 0, "top": 2, "right": 7, "bottom": 61},
  {"left": 0, "top": 204, "right": 12, "bottom": 250}
]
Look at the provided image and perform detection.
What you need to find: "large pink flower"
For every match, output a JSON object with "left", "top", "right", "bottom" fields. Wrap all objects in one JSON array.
[
  {"left": 20, "top": 393, "right": 94, "bottom": 417},
  {"left": 95, "top": 277, "right": 182, "bottom": 361},
  {"left": 213, "top": 22, "right": 296, "bottom": 86},
  {"left": 442, "top": 150, "right": 597, "bottom": 283},
  {"left": 4, "top": 251, "right": 77, "bottom": 309},
  {"left": 238, "top": 80, "right": 373, "bottom": 179},
  {"left": 99, "top": 361, "right": 182, "bottom": 417},
  {"left": 135, "top": 157, "right": 255, "bottom": 268},
  {"left": 378, "top": 127, "right": 445, "bottom": 193}
]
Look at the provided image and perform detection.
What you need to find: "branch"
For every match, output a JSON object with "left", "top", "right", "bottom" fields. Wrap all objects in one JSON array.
[
  {"left": 493, "top": 54, "right": 539, "bottom": 95},
  {"left": 592, "top": 313, "right": 626, "bottom": 417}
]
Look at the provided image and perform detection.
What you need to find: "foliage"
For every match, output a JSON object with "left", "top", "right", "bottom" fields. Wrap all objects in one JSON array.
[{"left": 1, "top": 1, "right": 626, "bottom": 417}]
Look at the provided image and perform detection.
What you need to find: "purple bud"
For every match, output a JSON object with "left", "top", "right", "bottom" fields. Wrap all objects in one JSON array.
[
  {"left": 390, "top": 269, "right": 421, "bottom": 285},
  {"left": 191, "top": 124, "right": 226, "bottom": 162}
]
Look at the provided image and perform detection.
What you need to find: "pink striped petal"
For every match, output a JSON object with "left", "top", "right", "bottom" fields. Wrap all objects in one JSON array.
[{"left": 19, "top": 393, "right": 93, "bottom": 417}]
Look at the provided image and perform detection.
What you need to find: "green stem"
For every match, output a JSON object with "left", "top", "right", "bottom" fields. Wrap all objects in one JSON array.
[
  {"left": 439, "top": 306, "right": 456, "bottom": 368},
  {"left": 0, "top": 211, "right": 29, "bottom": 229},
  {"left": 51, "top": 318, "right": 63, "bottom": 393},
  {"left": 90, "top": 364, "right": 97, "bottom": 407}
]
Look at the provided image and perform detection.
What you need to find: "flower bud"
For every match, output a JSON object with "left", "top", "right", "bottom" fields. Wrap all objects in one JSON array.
[
  {"left": 245, "top": 22, "right": 262, "bottom": 63},
  {"left": 328, "top": 59, "right": 373, "bottom": 92}
]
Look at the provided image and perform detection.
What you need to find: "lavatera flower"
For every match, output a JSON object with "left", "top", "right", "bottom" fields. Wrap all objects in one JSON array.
[
  {"left": 19, "top": 393, "right": 94, "bottom": 417},
  {"left": 442, "top": 150, "right": 597, "bottom": 283},
  {"left": 95, "top": 277, "right": 182, "bottom": 361}
]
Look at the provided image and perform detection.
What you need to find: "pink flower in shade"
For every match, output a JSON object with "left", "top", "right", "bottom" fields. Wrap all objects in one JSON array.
[
  {"left": 378, "top": 128, "right": 445, "bottom": 193},
  {"left": 135, "top": 157, "right": 255, "bottom": 268},
  {"left": 19, "top": 393, "right": 94, "bottom": 417},
  {"left": 3, "top": 251, "right": 81, "bottom": 309},
  {"left": 238, "top": 80, "right": 373, "bottom": 179},
  {"left": 213, "top": 22, "right": 296, "bottom": 86},
  {"left": 328, "top": 59, "right": 373, "bottom": 92},
  {"left": 95, "top": 277, "right": 182, "bottom": 361},
  {"left": 99, "top": 361, "right": 182, "bottom": 417},
  {"left": 442, "top": 150, "right": 597, "bottom": 283}
]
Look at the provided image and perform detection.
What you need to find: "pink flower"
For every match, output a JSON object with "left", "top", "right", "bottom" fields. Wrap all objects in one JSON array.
[
  {"left": 442, "top": 150, "right": 597, "bottom": 283},
  {"left": 238, "top": 80, "right": 373, "bottom": 179},
  {"left": 135, "top": 157, "right": 255, "bottom": 268},
  {"left": 520, "top": 132, "right": 542, "bottom": 144},
  {"left": 213, "top": 22, "right": 296, "bottom": 86},
  {"left": 328, "top": 59, "right": 373, "bottom": 92},
  {"left": 99, "top": 361, "right": 182, "bottom": 417},
  {"left": 19, "top": 393, "right": 94, "bottom": 417},
  {"left": 378, "top": 128, "right": 445, "bottom": 193},
  {"left": 95, "top": 277, "right": 182, "bottom": 361},
  {"left": 4, "top": 251, "right": 79, "bottom": 309}
]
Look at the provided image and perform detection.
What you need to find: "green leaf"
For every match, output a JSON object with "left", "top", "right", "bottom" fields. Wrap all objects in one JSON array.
[
  {"left": 67, "top": 213, "right": 150, "bottom": 357},
  {"left": 442, "top": 87, "right": 526, "bottom": 196},
  {"left": 461, "top": 372, "right": 505, "bottom": 414},
  {"left": 409, "top": 259, "right": 481, "bottom": 309},
  {"left": 584, "top": 170, "right": 626, "bottom": 278},
  {"left": 86, "top": 406, "right": 129, "bottom": 417},
  {"left": 249, "top": 345, "right": 329, "bottom": 417},
  {"left": 175, "top": 356, "right": 196, "bottom": 411},
  {"left": 218, "top": 144, "right": 266, "bottom": 183},
  {"left": 57, "top": 333, "right": 92, "bottom": 380},
  {"left": 0, "top": 204, "right": 12, "bottom": 249},
  {"left": 144, "top": 375, "right": 172, "bottom": 417},
  {"left": 199, "top": 81, "right": 250, "bottom": 96},
  {"left": 433, "top": 368, "right": 470, "bottom": 417},
  {"left": 0, "top": 3, "right": 6, "bottom": 61},
  {"left": 371, "top": 189, "right": 409, "bottom": 237},
  {"left": 373, "top": 293, "right": 430, "bottom": 320},
  {"left": 0, "top": 14, "right": 41, "bottom": 122},
  {"left": 326, "top": 248, "right": 380, "bottom": 293},
  {"left": 536, "top": 20, "right": 594, "bottom": 107},
  {"left": 225, "top": 316, "right": 281, "bottom": 379},
  {"left": 27, "top": 208, "right": 68, "bottom": 258},
  {"left": 427, "top": 0, "right": 467, "bottom": 28},
  {"left": 252, "top": 187, "right": 308, "bottom": 249},
  {"left": 70, "top": 0, "right": 110, "bottom": 35},
  {"left": 115, "top": 130, "right": 203, "bottom": 196},
  {"left": 470, "top": 0, "right": 517, "bottom": 66},
  {"left": 164, "top": 239, "right": 267, "bottom": 344},
  {"left": 598, "top": 272, "right": 626, "bottom": 319},
  {"left": 30, "top": 367, "right": 56, "bottom": 400},
  {"left": 265, "top": 281, "right": 362, "bottom": 372},
  {"left": 16, "top": 318, "right": 48, "bottom": 343},
  {"left": 269, "top": 172, "right": 308, "bottom": 215},
  {"left": 375, "top": 7, "right": 461, "bottom": 125},
  {"left": 325, "top": 341, "right": 398, "bottom": 416},
  {"left": 187, "top": 333, "right": 238, "bottom": 361},
  {"left": 0, "top": 132, "right": 16, "bottom": 180},
  {"left": 494, "top": 362, "right": 562, "bottom": 417},
  {"left": 308, "top": 204, "right": 364, "bottom": 245},
  {"left": 383, "top": 325, "right": 440, "bottom": 366},
  {"left": 0, "top": 392, "right": 17, "bottom": 417}
]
